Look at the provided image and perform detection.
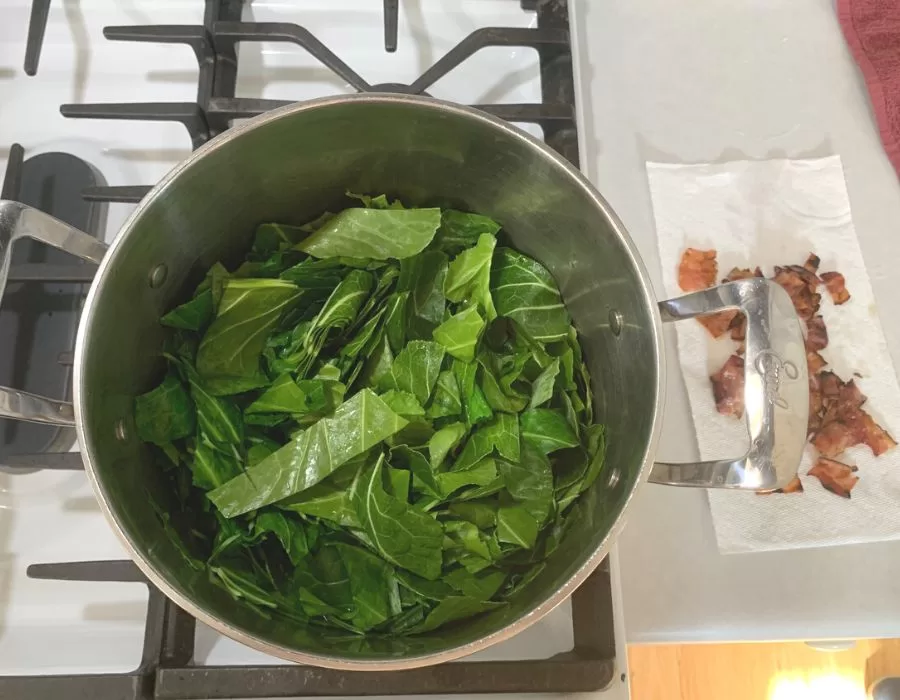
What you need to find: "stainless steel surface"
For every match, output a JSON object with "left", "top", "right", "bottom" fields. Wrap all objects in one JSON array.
[
  {"left": 0, "top": 94, "right": 804, "bottom": 670},
  {"left": 650, "top": 279, "right": 807, "bottom": 490},
  {"left": 0, "top": 200, "right": 108, "bottom": 425}
]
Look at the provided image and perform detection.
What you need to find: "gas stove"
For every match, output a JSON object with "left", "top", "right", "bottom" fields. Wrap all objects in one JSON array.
[{"left": 0, "top": 1, "right": 627, "bottom": 698}]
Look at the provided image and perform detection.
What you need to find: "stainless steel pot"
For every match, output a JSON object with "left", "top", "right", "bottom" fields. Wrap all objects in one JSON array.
[{"left": 0, "top": 94, "right": 809, "bottom": 670}]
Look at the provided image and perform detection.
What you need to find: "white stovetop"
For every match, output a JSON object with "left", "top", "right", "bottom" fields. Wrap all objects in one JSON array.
[
  {"left": 0, "top": 1, "right": 629, "bottom": 698},
  {"left": 573, "top": 0, "right": 900, "bottom": 644}
]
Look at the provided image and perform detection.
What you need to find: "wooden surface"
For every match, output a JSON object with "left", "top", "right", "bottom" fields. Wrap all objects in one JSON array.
[{"left": 628, "top": 639, "right": 900, "bottom": 699}]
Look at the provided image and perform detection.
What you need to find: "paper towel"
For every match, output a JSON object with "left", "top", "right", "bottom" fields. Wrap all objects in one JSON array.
[{"left": 648, "top": 156, "right": 900, "bottom": 553}]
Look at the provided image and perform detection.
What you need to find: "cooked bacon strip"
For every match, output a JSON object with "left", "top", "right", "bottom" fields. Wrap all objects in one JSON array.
[
  {"left": 757, "top": 475, "right": 805, "bottom": 495},
  {"left": 808, "top": 457, "right": 859, "bottom": 498},
  {"left": 711, "top": 354, "right": 744, "bottom": 417},
  {"left": 803, "top": 253, "right": 820, "bottom": 273},
  {"left": 698, "top": 311, "right": 739, "bottom": 338},
  {"left": 821, "top": 271, "right": 850, "bottom": 305},
  {"left": 806, "top": 315, "right": 828, "bottom": 352},
  {"left": 678, "top": 248, "right": 717, "bottom": 292},
  {"left": 812, "top": 420, "right": 858, "bottom": 458},
  {"left": 773, "top": 265, "right": 821, "bottom": 320},
  {"left": 807, "top": 351, "right": 827, "bottom": 375},
  {"left": 843, "top": 408, "right": 897, "bottom": 456}
]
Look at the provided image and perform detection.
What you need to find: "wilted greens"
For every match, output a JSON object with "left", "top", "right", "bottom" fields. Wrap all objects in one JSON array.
[{"left": 134, "top": 193, "right": 605, "bottom": 638}]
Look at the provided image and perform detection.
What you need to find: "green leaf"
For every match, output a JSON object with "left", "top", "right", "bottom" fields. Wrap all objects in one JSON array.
[
  {"left": 352, "top": 454, "right": 444, "bottom": 580},
  {"left": 433, "top": 210, "right": 501, "bottom": 256},
  {"left": 427, "top": 421, "right": 467, "bottom": 469},
  {"left": 208, "top": 389, "right": 408, "bottom": 517},
  {"left": 383, "top": 291, "right": 408, "bottom": 353},
  {"left": 426, "top": 370, "right": 462, "bottom": 419},
  {"left": 180, "top": 362, "right": 243, "bottom": 449},
  {"left": 305, "top": 270, "right": 374, "bottom": 361},
  {"left": 520, "top": 408, "right": 579, "bottom": 454},
  {"left": 245, "top": 374, "right": 344, "bottom": 421},
  {"left": 295, "top": 208, "right": 441, "bottom": 260},
  {"left": 445, "top": 567, "right": 506, "bottom": 601},
  {"left": 444, "top": 233, "right": 497, "bottom": 321},
  {"left": 452, "top": 413, "right": 520, "bottom": 471},
  {"left": 448, "top": 500, "right": 498, "bottom": 529},
  {"left": 380, "top": 390, "right": 425, "bottom": 418},
  {"left": 378, "top": 340, "right": 445, "bottom": 405},
  {"left": 530, "top": 358, "right": 560, "bottom": 408},
  {"left": 253, "top": 511, "right": 309, "bottom": 565},
  {"left": 279, "top": 458, "right": 365, "bottom": 528},
  {"left": 333, "top": 542, "right": 400, "bottom": 631},
  {"left": 497, "top": 440, "right": 553, "bottom": 525},
  {"left": 160, "top": 289, "right": 213, "bottom": 331},
  {"left": 401, "top": 251, "right": 448, "bottom": 340},
  {"left": 497, "top": 505, "right": 539, "bottom": 549},
  {"left": 346, "top": 191, "right": 404, "bottom": 210},
  {"left": 396, "top": 570, "right": 454, "bottom": 601},
  {"left": 210, "top": 565, "right": 278, "bottom": 609},
  {"left": 437, "top": 457, "right": 498, "bottom": 497},
  {"left": 411, "top": 597, "right": 504, "bottom": 634},
  {"left": 196, "top": 278, "right": 301, "bottom": 388},
  {"left": 432, "top": 306, "right": 485, "bottom": 362},
  {"left": 453, "top": 359, "right": 493, "bottom": 426},
  {"left": 390, "top": 445, "right": 441, "bottom": 498},
  {"left": 491, "top": 247, "right": 570, "bottom": 342},
  {"left": 190, "top": 437, "right": 241, "bottom": 491},
  {"left": 134, "top": 374, "right": 195, "bottom": 445},
  {"left": 478, "top": 355, "right": 528, "bottom": 413}
]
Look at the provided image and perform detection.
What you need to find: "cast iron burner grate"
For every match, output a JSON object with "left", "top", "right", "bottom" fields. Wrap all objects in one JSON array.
[{"left": 2, "top": 1, "right": 616, "bottom": 697}]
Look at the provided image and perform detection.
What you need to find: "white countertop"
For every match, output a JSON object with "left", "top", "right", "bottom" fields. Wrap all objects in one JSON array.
[{"left": 572, "top": 0, "right": 900, "bottom": 644}]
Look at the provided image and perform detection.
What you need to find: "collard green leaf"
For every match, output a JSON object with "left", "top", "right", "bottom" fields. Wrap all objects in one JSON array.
[
  {"left": 412, "top": 597, "right": 504, "bottom": 634},
  {"left": 478, "top": 355, "right": 528, "bottom": 413},
  {"left": 432, "top": 306, "right": 485, "bottom": 362},
  {"left": 491, "top": 247, "right": 570, "bottom": 342},
  {"left": 210, "top": 565, "right": 278, "bottom": 609},
  {"left": 444, "top": 233, "right": 497, "bottom": 320},
  {"left": 380, "top": 390, "right": 425, "bottom": 418},
  {"left": 160, "top": 289, "right": 213, "bottom": 332},
  {"left": 383, "top": 291, "right": 408, "bottom": 353},
  {"left": 497, "top": 505, "right": 539, "bottom": 549},
  {"left": 428, "top": 421, "right": 467, "bottom": 469},
  {"left": 245, "top": 374, "right": 344, "bottom": 422},
  {"left": 181, "top": 362, "right": 243, "bottom": 449},
  {"left": 400, "top": 251, "right": 448, "bottom": 340},
  {"left": 191, "top": 438, "right": 241, "bottom": 491},
  {"left": 305, "top": 270, "right": 374, "bottom": 358},
  {"left": 352, "top": 455, "right": 444, "bottom": 580},
  {"left": 448, "top": 500, "right": 498, "bottom": 529},
  {"left": 426, "top": 370, "right": 462, "bottom": 419},
  {"left": 390, "top": 445, "right": 440, "bottom": 498},
  {"left": 497, "top": 440, "right": 553, "bottom": 525},
  {"left": 433, "top": 210, "right": 501, "bottom": 256},
  {"left": 437, "top": 457, "right": 498, "bottom": 497},
  {"left": 396, "top": 570, "right": 455, "bottom": 601},
  {"left": 452, "top": 413, "right": 520, "bottom": 471},
  {"left": 453, "top": 359, "right": 492, "bottom": 427},
  {"left": 253, "top": 511, "right": 309, "bottom": 565},
  {"left": 208, "top": 389, "right": 407, "bottom": 517},
  {"left": 295, "top": 208, "right": 440, "bottom": 260},
  {"left": 346, "top": 191, "right": 404, "bottom": 210},
  {"left": 134, "top": 374, "right": 195, "bottom": 445},
  {"left": 197, "top": 279, "right": 301, "bottom": 388},
  {"left": 378, "top": 340, "right": 445, "bottom": 405},
  {"left": 520, "top": 408, "right": 579, "bottom": 454},
  {"left": 530, "top": 358, "right": 560, "bottom": 408},
  {"left": 279, "top": 458, "right": 365, "bottom": 528},
  {"left": 445, "top": 567, "right": 506, "bottom": 601},
  {"left": 333, "top": 542, "right": 400, "bottom": 631}
]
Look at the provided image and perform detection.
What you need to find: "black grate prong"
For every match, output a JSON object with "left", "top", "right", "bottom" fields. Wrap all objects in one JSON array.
[
  {"left": 60, "top": 103, "right": 210, "bottom": 149},
  {"left": 383, "top": 0, "right": 399, "bottom": 53},
  {"left": 27, "top": 559, "right": 147, "bottom": 583},
  {"left": 24, "top": 0, "right": 51, "bottom": 76}
]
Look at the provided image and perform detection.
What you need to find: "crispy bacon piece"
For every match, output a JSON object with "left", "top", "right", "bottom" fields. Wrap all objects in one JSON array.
[
  {"left": 821, "top": 271, "right": 850, "bottom": 305},
  {"left": 711, "top": 354, "right": 745, "bottom": 417},
  {"left": 773, "top": 265, "right": 821, "bottom": 320},
  {"left": 803, "top": 253, "right": 821, "bottom": 273},
  {"left": 698, "top": 311, "right": 739, "bottom": 338},
  {"left": 843, "top": 408, "right": 897, "bottom": 456},
  {"left": 808, "top": 457, "right": 859, "bottom": 498},
  {"left": 678, "top": 248, "right": 717, "bottom": 292},
  {"left": 806, "top": 315, "right": 828, "bottom": 352},
  {"left": 807, "top": 351, "right": 827, "bottom": 375},
  {"left": 812, "top": 420, "right": 858, "bottom": 458},
  {"left": 757, "top": 475, "right": 805, "bottom": 495}
]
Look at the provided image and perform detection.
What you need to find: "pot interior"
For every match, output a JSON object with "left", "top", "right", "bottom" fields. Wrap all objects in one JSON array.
[{"left": 76, "top": 95, "right": 661, "bottom": 665}]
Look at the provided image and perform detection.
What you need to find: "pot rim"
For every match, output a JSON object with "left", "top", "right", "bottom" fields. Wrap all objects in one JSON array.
[{"left": 73, "top": 92, "right": 666, "bottom": 671}]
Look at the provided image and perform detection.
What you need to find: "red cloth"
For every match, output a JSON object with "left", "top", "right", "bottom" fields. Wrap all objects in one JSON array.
[{"left": 838, "top": 0, "right": 900, "bottom": 175}]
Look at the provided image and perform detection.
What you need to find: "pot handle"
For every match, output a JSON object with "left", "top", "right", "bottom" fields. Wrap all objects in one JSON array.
[
  {"left": 0, "top": 200, "right": 108, "bottom": 427},
  {"left": 648, "top": 278, "right": 808, "bottom": 491}
]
